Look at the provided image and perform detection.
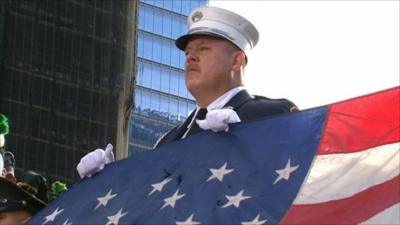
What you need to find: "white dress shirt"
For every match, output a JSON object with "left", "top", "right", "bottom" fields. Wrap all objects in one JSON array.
[{"left": 182, "top": 86, "right": 245, "bottom": 139}]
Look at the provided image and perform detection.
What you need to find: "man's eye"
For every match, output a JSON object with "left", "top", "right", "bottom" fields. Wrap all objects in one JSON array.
[{"left": 200, "top": 47, "right": 209, "bottom": 51}]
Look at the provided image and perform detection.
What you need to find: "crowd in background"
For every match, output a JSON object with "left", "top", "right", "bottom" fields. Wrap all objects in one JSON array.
[{"left": 1, "top": 114, "right": 68, "bottom": 225}]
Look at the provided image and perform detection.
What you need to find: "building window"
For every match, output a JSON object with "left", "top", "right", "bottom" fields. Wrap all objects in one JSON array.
[
  {"left": 152, "top": 36, "right": 162, "bottom": 62},
  {"left": 142, "top": 61, "right": 152, "bottom": 88},
  {"left": 178, "top": 72, "right": 187, "bottom": 98},
  {"left": 153, "top": 8, "right": 163, "bottom": 36},
  {"left": 164, "top": 1, "right": 173, "bottom": 11},
  {"left": 141, "top": 90, "right": 151, "bottom": 112},
  {"left": 162, "top": 12, "right": 172, "bottom": 38},
  {"left": 178, "top": 100, "right": 188, "bottom": 121},
  {"left": 134, "top": 89, "right": 142, "bottom": 112},
  {"left": 179, "top": 50, "right": 186, "bottom": 69},
  {"left": 169, "top": 98, "right": 179, "bottom": 121},
  {"left": 143, "top": 33, "right": 153, "bottom": 60},
  {"left": 160, "top": 95, "right": 169, "bottom": 117},
  {"left": 144, "top": 5, "right": 154, "bottom": 32},
  {"left": 138, "top": 32, "right": 144, "bottom": 57},
  {"left": 171, "top": 14, "right": 181, "bottom": 39},
  {"left": 171, "top": 46, "right": 180, "bottom": 69},
  {"left": 153, "top": 0, "right": 163, "bottom": 8},
  {"left": 139, "top": 6, "right": 145, "bottom": 29},
  {"left": 150, "top": 92, "right": 160, "bottom": 113},
  {"left": 170, "top": 69, "right": 179, "bottom": 96},
  {"left": 161, "top": 38, "right": 171, "bottom": 65},
  {"left": 151, "top": 64, "right": 161, "bottom": 90},
  {"left": 172, "top": 1, "right": 181, "bottom": 14},
  {"left": 182, "top": 1, "right": 191, "bottom": 15},
  {"left": 160, "top": 67, "right": 170, "bottom": 93}
]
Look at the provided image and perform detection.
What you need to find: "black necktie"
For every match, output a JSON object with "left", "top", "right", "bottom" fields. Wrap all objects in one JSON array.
[{"left": 186, "top": 108, "right": 207, "bottom": 137}]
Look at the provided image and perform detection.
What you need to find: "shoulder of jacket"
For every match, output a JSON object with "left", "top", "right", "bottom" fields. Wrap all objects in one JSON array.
[{"left": 252, "top": 95, "right": 299, "bottom": 112}]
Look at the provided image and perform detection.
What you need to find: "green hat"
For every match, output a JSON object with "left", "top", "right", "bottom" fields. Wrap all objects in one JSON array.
[
  {"left": 0, "top": 114, "right": 9, "bottom": 136},
  {"left": 0, "top": 114, "right": 9, "bottom": 148},
  {"left": 48, "top": 181, "right": 68, "bottom": 202},
  {"left": 0, "top": 171, "right": 49, "bottom": 215}
]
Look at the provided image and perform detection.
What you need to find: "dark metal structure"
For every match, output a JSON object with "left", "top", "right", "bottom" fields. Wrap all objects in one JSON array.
[{"left": 0, "top": 0, "right": 138, "bottom": 184}]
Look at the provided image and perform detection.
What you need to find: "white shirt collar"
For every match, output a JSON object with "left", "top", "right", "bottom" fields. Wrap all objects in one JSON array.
[
  {"left": 196, "top": 86, "right": 245, "bottom": 111},
  {"left": 182, "top": 86, "right": 245, "bottom": 139}
]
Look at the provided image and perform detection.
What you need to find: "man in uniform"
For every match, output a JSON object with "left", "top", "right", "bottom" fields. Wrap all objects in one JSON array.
[
  {"left": 77, "top": 6, "right": 297, "bottom": 178},
  {"left": 155, "top": 6, "right": 297, "bottom": 146},
  {"left": 0, "top": 171, "right": 48, "bottom": 225}
]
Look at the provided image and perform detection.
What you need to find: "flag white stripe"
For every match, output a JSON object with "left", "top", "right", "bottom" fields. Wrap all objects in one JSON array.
[
  {"left": 360, "top": 203, "right": 400, "bottom": 225},
  {"left": 294, "top": 142, "right": 400, "bottom": 204}
]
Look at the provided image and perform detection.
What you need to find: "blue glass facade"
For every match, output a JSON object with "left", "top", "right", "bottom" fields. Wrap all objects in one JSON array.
[{"left": 129, "top": 0, "right": 208, "bottom": 155}]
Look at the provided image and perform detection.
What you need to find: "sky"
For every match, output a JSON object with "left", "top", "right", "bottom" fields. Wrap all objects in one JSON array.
[{"left": 209, "top": 0, "right": 399, "bottom": 109}]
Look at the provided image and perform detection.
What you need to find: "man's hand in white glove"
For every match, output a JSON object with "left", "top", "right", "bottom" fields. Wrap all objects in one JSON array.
[
  {"left": 196, "top": 108, "right": 241, "bottom": 132},
  {"left": 76, "top": 143, "right": 115, "bottom": 178}
]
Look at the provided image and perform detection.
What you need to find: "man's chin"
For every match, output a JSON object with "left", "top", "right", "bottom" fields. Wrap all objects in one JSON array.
[{"left": 186, "top": 83, "right": 201, "bottom": 98}]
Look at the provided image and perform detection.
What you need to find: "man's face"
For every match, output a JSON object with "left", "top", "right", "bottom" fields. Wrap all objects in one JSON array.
[
  {"left": 184, "top": 36, "right": 236, "bottom": 100},
  {"left": 0, "top": 211, "right": 32, "bottom": 225}
]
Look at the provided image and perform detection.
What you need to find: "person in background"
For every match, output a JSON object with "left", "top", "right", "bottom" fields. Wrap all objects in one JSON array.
[
  {"left": 0, "top": 171, "right": 48, "bottom": 225},
  {"left": 0, "top": 114, "right": 68, "bottom": 224},
  {"left": 76, "top": 6, "right": 298, "bottom": 178},
  {"left": 1, "top": 114, "right": 9, "bottom": 178},
  {"left": 0, "top": 114, "right": 8, "bottom": 151},
  {"left": 0, "top": 114, "right": 17, "bottom": 183}
]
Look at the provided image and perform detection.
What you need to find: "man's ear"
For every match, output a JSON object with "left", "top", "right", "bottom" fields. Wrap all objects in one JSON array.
[{"left": 232, "top": 51, "right": 246, "bottom": 71}]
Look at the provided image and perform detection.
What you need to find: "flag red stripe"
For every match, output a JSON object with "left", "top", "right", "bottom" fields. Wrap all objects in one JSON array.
[
  {"left": 318, "top": 87, "right": 400, "bottom": 155},
  {"left": 281, "top": 175, "right": 400, "bottom": 224}
]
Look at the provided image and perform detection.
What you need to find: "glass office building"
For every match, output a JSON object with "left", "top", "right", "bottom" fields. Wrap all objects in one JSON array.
[
  {"left": 0, "top": 0, "right": 137, "bottom": 183},
  {"left": 129, "top": 0, "right": 208, "bottom": 154}
]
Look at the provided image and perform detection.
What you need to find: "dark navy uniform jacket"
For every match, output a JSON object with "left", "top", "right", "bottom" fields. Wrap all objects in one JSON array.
[{"left": 155, "top": 89, "right": 297, "bottom": 148}]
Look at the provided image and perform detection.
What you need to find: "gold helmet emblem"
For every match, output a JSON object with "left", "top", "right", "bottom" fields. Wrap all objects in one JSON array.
[{"left": 191, "top": 11, "right": 203, "bottom": 23}]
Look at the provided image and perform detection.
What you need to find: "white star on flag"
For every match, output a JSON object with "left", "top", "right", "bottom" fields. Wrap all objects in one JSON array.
[
  {"left": 161, "top": 189, "right": 186, "bottom": 209},
  {"left": 95, "top": 189, "right": 117, "bottom": 209},
  {"left": 222, "top": 190, "right": 251, "bottom": 208},
  {"left": 207, "top": 162, "right": 234, "bottom": 182},
  {"left": 176, "top": 214, "right": 201, "bottom": 225},
  {"left": 273, "top": 158, "right": 299, "bottom": 184},
  {"left": 62, "top": 219, "right": 72, "bottom": 225},
  {"left": 148, "top": 177, "right": 172, "bottom": 196},
  {"left": 42, "top": 207, "right": 64, "bottom": 224},
  {"left": 106, "top": 208, "right": 127, "bottom": 225},
  {"left": 241, "top": 214, "right": 268, "bottom": 225}
]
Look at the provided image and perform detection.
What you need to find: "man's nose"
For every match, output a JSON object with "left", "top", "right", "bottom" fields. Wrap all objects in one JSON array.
[{"left": 186, "top": 51, "right": 198, "bottom": 63}]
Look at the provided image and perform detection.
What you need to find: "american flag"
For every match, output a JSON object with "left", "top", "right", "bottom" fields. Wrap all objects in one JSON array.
[{"left": 27, "top": 87, "right": 399, "bottom": 225}]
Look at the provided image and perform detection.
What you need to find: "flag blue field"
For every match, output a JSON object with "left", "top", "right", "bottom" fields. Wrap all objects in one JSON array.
[{"left": 27, "top": 87, "right": 399, "bottom": 225}]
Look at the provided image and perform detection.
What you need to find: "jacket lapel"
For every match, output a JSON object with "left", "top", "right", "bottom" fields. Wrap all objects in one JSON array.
[{"left": 170, "top": 110, "right": 196, "bottom": 142}]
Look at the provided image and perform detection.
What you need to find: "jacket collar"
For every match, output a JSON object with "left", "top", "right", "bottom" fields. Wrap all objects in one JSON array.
[
  {"left": 171, "top": 89, "right": 252, "bottom": 142},
  {"left": 223, "top": 89, "right": 252, "bottom": 110}
]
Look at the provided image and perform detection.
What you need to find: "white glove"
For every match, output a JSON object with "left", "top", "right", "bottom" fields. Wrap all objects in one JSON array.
[
  {"left": 196, "top": 108, "right": 241, "bottom": 132},
  {"left": 76, "top": 144, "right": 114, "bottom": 178}
]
